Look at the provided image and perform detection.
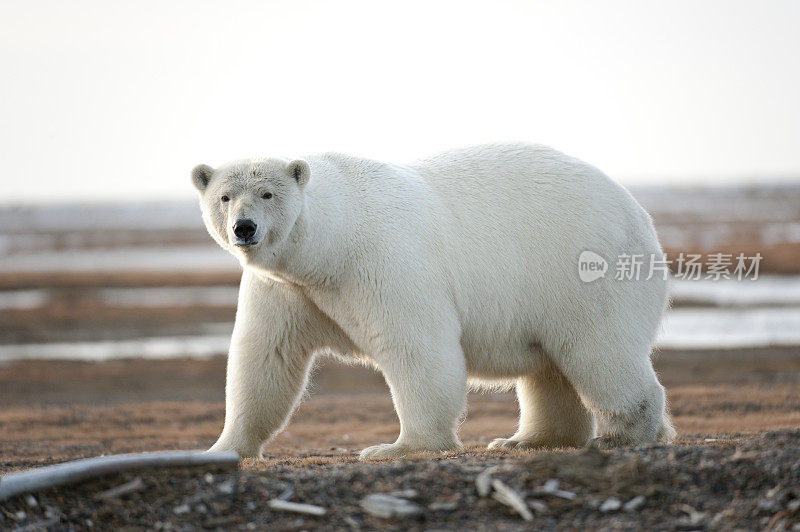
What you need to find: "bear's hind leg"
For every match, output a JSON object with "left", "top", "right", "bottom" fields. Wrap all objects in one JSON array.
[
  {"left": 488, "top": 364, "right": 594, "bottom": 450},
  {"left": 555, "top": 341, "right": 675, "bottom": 448}
]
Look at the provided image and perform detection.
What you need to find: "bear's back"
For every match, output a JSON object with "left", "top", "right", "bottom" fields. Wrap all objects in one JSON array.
[{"left": 409, "top": 143, "right": 655, "bottom": 267}]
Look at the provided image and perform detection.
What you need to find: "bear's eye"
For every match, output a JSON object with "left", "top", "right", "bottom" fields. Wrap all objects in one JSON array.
[
  {"left": 262, "top": 192, "right": 273, "bottom": 199},
  {"left": 220, "top": 195, "right": 230, "bottom": 203}
]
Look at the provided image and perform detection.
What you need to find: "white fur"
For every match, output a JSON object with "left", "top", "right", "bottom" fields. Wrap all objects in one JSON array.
[{"left": 194, "top": 143, "right": 675, "bottom": 460}]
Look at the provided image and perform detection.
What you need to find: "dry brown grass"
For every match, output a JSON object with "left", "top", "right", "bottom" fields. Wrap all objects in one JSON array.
[{"left": 2, "top": 349, "right": 798, "bottom": 473}]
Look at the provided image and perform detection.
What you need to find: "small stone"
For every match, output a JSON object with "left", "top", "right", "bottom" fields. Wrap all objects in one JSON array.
[
  {"left": 195, "top": 503, "right": 208, "bottom": 514},
  {"left": 623, "top": 495, "right": 646, "bottom": 512},
  {"left": 758, "top": 499, "right": 776, "bottom": 513},
  {"left": 174, "top": 504, "right": 190, "bottom": 515},
  {"left": 15, "top": 511, "right": 27, "bottom": 522},
  {"left": 204, "top": 473, "right": 214, "bottom": 484},
  {"left": 360, "top": 494, "right": 423, "bottom": 519},
  {"left": 217, "top": 480, "right": 235, "bottom": 495},
  {"left": 543, "top": 479, "right": 560, "bottom": 492},
  {"left": 600, "top": 497, "right": 621, "bottom": 512},
  {"left": 24, "top": 494, "right": 38, "bottom": 508}
]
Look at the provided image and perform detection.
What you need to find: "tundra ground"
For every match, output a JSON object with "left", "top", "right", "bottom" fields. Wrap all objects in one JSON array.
[{"left": 1, "top": 349, "right": 799, "bottom": 530}]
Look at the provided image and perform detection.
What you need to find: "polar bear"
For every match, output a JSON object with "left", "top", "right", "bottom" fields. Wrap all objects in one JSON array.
[{"left": 193, "top": 143, "right": 675, "bottom": 460}]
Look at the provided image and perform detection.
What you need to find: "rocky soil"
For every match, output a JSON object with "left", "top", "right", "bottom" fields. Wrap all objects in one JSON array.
[{"left": 2, "top": 430, "right": 799, "bottom": 531}]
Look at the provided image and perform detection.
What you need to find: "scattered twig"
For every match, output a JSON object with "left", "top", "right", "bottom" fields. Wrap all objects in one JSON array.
[
  {"left": 276, "top": 487, "right": 295, "bottom": 501},
  {"left": 360, "top": 494, "right": 423, "bottom": 519},
  {"left": 491, "top": 479, "right": 534, "bottom": 522},
  {"left": 429, "top": 501, "right": 458, "bottom": 511},
  {"left": 527, "top": 499, "right": 549, "bottom": 514},
  {"left": 389, "top": 489, "right": 418, "bottom": 499},
  {"left": 95, "top": 477, "right": 145, "bottom": 500},
  {"left": 475, "top": 466, "right": 497, "bottom": 497},
  {"left": 679, "top": 503, "right": 707, "bottom": 525},
  {"left": 268, "top": 499, "right": 327, "bottom": 516},
  {"left": 534, "top": 479, "right": 577, "bottom": 500}
]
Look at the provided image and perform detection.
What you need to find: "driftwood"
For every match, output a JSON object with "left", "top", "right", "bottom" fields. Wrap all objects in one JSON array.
[{"left": 0, "top": 450, "right": 239, "bottom": 502}]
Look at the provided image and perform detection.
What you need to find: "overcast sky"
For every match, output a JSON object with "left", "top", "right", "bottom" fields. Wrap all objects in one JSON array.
[{"left": 1, "top": 0, "right": 799, "bottom": 203}]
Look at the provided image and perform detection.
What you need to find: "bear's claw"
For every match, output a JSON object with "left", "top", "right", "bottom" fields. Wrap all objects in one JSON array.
[
  {"left": 359, "top": 439, "right": 461, "bottom": 461},
  {"left": 487, "top": 437, "right": 540, "bottom": 450},
  {"left": 359, "top": 443, "right": 414, "bottom": 461}
]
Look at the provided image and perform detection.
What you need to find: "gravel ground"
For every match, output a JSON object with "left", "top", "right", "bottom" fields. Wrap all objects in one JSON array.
[{"left": 2, "top": 430, "right": 799, "bottom": 531}]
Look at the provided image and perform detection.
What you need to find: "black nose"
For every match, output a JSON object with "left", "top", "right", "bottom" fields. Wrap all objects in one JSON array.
[{"left": 233, "top": 219, "right": 257, "bottom": 240}]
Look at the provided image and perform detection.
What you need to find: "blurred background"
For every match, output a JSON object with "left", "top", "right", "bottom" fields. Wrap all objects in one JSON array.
[{"left": 1, "top": 0, "right": 799, "bottom": 466}]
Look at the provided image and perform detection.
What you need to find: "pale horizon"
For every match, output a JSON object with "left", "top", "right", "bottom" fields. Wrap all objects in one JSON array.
[{"left": 2, "top": 0, "right": 799, "bottom": 204}]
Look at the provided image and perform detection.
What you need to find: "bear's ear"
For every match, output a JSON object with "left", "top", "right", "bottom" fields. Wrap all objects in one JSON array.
[
  {"left": 191, "top": 164, "right": 215, "bottom": 192},
  {"left": 286, "top": 160, "right": 310, "bottom": 188}
]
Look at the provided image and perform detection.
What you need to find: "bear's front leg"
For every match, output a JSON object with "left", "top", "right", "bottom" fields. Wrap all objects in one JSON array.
[
  {"left": 359, "top": 320, "right": 467, "bottom": 461},
  {"left": 208, "top": 271, "right": 319, "bottom": 458}
]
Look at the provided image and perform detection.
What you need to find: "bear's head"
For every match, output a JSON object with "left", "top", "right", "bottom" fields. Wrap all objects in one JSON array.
[{"left": 191, "top": 158, "right": 310, "bottom": 265}]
